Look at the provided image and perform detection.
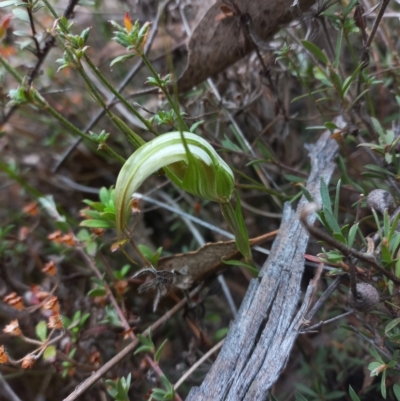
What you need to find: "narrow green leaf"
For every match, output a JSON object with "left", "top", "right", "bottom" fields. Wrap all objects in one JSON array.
[
  {"left": 155, "top": 339, "right": 168, "bottom": 362},
  {"left": 221, "top": 258, "right": 259, "bottom": 276},
  {"left": 342, "top": 63, "right": 364, "bottom": 98},
  {"left": 301, "top": 40, "right": 328, "bottom": 65},
  {"left": 334, "top": 179, "right": 341, "bottom": 220},
  {"left": 347, "top": 223, "right": 359, "bottom": 248},
  {"left": 299, "top": 185, "right": 314, "bottom": 203},
  {"left": 343, "top": 0, "right": 359, "bottom": 17},
  {"left": 348, "top": 385, "right": 361, "bottom": 401},
  {"left": 385, "top": 318, "right": 400, "bottom": 334},
  {"left": 323, "top": 206, "right": 342, "bottom": 234},
  {"left": 381, "top": 370, "right": 387, "bottom": 399},
  {"left": 384, "top": 209, "right": 390, "bottom": 239},
  {"left": 371, "top": 117, "right": 385, "bottom": 137},
  {"left": 80, "top": 219, "right": 114, "bottom": 228},
  {"left": 393, "top": 384, "right": 400, "bottom": 401},
  {"left": 295, "top": 393, "right": 310, "bottom": 401},
  {"left": 334, "top": 29, "right": 343, "bottom": 70},
  {"left": 320, "top": 178, "right": 332, "bottom": 212}
]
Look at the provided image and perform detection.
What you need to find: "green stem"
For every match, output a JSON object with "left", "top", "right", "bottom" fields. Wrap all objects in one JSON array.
[
  {"left": 41, "top": 0, "right": 59, "bottom": 19},
  {"left": 83, "top": 55, "right": 157, "bottom": 135},
  {"left": 32, "top": 91, "right": 97, "bottom": 143},
  {"left": 100, "top": 144, "right": 126, "bottom": 164},
  {"left": 0, "top": 55, "right": 23, "bottom": 82},
  {"left": 220, "top": 199, "right": 252, "bottom": 264},
  {"left": 139, "top": 52, "right": 189, "bottom": 132},
  {"left": 73, "top": 58, "right": 144, "bottom": 149}
]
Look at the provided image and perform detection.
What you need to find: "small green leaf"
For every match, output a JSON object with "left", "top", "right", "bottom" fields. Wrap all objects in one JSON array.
[
  {"left": 301, "top": 40, "right": 328, "bottom": 65},
  {"left": 299, "top": 185, "right": 314, "bottom": 202},
  {"left": 43, "top": 345, "right": 57, "bottom": 362},
  {"left": 12, "top": 7, "right": 29, "bottom": 23},
  {"left": 88, "top": 288, "right": 107, "bottom": 297},
  {"left": 36, "top": 321, "right": 47, "bottom": 342},
  {"left": 214, "top": 327, "right": 229, "bottom": 340},
  {"left": 369, "top": 346, "right": 385, "bottom": 363},
  {"left": 110, "top": 54, "right": 135, "bottom": 67},
  {"left": 371, "top": 117, "right": 385, "bottom": 137}
]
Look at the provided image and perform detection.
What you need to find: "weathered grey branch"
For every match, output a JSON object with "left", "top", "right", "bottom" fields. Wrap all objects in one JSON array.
[{"left": 186, "top": 127, "right": 340, "bottom": 400}]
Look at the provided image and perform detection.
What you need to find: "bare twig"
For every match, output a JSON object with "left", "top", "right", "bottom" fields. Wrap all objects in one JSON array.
[
  {"left": 365, "top": 0, "right": 391, "bottom": 48},
  {"left": 174, "top": 339, "right": 225, "bottom": 391},
  {"left": 300, "top": 310, "right": 354, "bottom": 333},
  {"left": 0, "top": 373, "right": 23, "bottom": 401}
]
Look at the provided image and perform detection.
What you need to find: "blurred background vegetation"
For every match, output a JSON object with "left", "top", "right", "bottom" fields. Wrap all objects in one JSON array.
[{"left": 0, "top": 0, "right": 400, "bottom": 400}]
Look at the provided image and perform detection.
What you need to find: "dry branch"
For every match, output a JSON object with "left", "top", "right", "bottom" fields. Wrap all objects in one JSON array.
[
  {"left": 178, "top": 0, "right": 317, "bottom": 91},
  {"left": 186, "top": 126, "right": 340, "bottom": 400}
]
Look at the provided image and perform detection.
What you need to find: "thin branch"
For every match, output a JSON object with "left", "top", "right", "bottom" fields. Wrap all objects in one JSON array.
[
  {"left": 174, "top": 339, "right": 224, "bottom": 391},
  {"left": 301, "top": 204, "right": 400, "bottom": 285}
]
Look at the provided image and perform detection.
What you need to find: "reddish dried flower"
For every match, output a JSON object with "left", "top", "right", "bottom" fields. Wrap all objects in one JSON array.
[
  {"left": 18, "top": 226, "right": 30, "bottom": 241},
  {"left": 3, "top": 292, "right": 24, "bottom": 310},
  {"left": 42, "top": 260, "right": 57, "bottom": 276},
  {"left": 43, "top": 296, "right": 59, "bottom": 314},
  {"left": 48, "top": 313, "right": 63, "bottom": 330},
  {"left": 130, "top": 198, "right": 141, "bottom": 213},
  {"left": 30, "top": 285, "right": 50, "bottom": 303},
  {"left": 60, "top": 233, "right": 75, "bottom": 247},
  {"left": 21, "top": 356, "right": 35, "bottom": 369},
  {"left": 0, "top": 346, "right": 9, "bottom": 364},
  {"left": 90, "top": 228, "right": 104, "bottom": 237},
  {"left": 23, "top": 201, "right": 39, "bottom": 216},
  {"left": 89, "top": 350, "right": 101, "bottom": 366},
  {"left": 3, "top": 320, "right": 21, "bottom": 336},
  {"left": 121, "top": 328, "right": 135, "bottom": 340},
  {"left": 48, "top": 230, "right": 62, "bottom": 242},
  {"left": 114, "top": 280, "right": 128, "bottom": 295}
]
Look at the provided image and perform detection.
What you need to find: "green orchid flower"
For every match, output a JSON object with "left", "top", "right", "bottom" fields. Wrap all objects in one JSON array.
[{"left": 115, "top": 131, "right": 252, "bottom": 262}]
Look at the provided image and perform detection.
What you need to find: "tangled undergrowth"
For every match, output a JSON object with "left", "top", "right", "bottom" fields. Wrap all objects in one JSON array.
[{"left": 0, "top": 0, "right": 400, "bottom": 400}]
